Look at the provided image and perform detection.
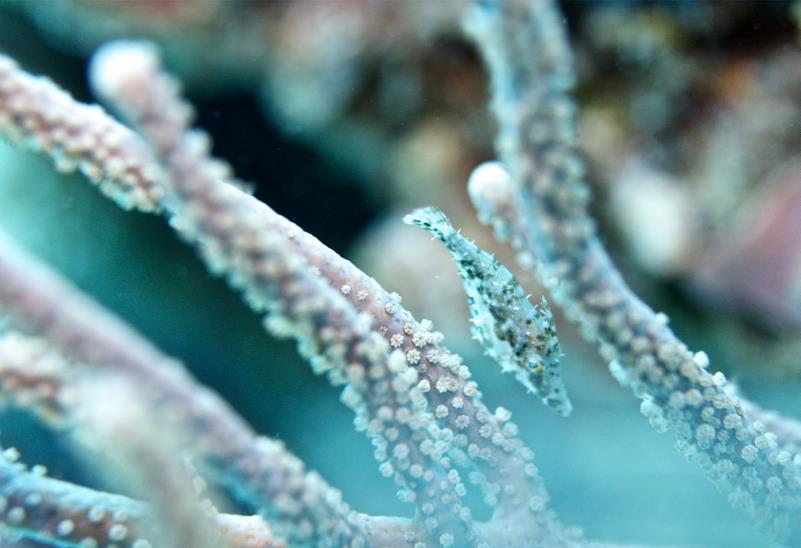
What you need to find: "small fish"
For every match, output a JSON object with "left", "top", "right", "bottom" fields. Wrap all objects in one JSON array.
[{"left": 404, "top": 206, "right": 571, "bottom": 416}]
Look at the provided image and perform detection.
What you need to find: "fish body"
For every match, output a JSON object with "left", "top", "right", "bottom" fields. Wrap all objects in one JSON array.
[{"left": 404, "top": 206, "right": 571, "bottom": 416}]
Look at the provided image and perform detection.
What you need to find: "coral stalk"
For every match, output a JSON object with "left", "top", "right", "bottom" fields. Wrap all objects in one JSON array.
[
  {"left": 0, "top": 53, "right": 165, "bottom": 212},
  {"left": 0, "top": 443, "right": 281, "bottom": 547},
  {"left": 90, "top": 41, "right": 483, "bottom": 548},
  {"left": 465, "top": 0, "right": 801, "bottom": 542},
  {"left": 0, "top": 229, "right": 365, "bottom": 547}
]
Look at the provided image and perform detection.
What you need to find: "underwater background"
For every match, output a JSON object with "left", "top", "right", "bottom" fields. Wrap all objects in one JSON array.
[{"left": 1, "top": 1, "right": 800, "bottom": 546}]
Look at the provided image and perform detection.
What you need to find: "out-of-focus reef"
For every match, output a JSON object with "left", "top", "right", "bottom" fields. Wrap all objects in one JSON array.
[{"left": 10, "top": 0, "right": 798, "bottom": 348}]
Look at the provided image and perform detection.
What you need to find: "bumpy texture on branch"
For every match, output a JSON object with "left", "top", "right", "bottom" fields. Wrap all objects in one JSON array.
[
  {"left": 0, "top": 53, "right": 165, "bottom": 211},
  {"left": 0, "top": 229, "right": 363, "bottom": 547},
  {"left": 90, "top": 41, "right": 482, "bottom": 548},
  {"left": 465, "top": 0, "right": 801, "bottom": 543},
  {"left": 87, "top": 41, "right": 559, "bottom": 541}
]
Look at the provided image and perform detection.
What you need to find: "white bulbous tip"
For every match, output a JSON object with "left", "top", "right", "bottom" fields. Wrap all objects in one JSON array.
[
  {"left": 0, "top": 54, "right": 17, "bottom": 73},
  {"left": 467, "top": 161, "right": 514, "bottom": 209},
  {"left": 89, "top": 41, "right": 158, "bottom": 100}
]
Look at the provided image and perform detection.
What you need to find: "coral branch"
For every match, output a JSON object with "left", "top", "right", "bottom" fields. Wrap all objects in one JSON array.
[
  {"left": 0, "top": 449, "right": 159, "bottom": 548},
  {"left": 74, "top": 375, "right": 226, "bottom": 548},
  {"left": 90, "top": 41, "right": 484, "bottom": 548},
  {"left": 0, "top": 332, "right": 71, "bottom": 428},
  {"left": 0, "top": 447, "right": 281, "bottom": 547},
  {"left": 465, "top": 0, "right": 801, "bottom": 542},
  {"left": 0, "top": 39, "right": 558, "bottom": 531},
  {"left": 0, "top": 332, "right": 281, "bottom": 546},
  {"left": 0, "top": 53, "right": 165, "bottom": 212},
  {"left": 0, "top": 38, "right": 578, "bottom": 547},
  {"left": 85, "top": 40, "right": 563, "bottom": 542},
  {"left": 0, "top": 229, "right": 365, "bottom": 547}
]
